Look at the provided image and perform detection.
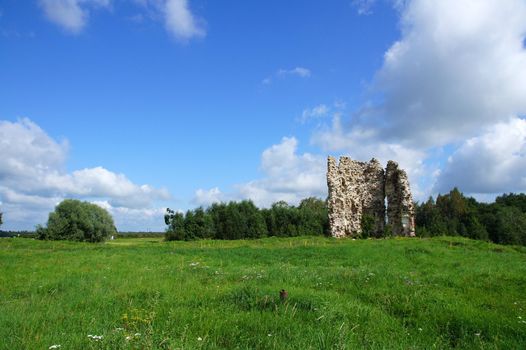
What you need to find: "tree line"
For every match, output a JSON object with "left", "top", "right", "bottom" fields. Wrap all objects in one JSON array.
[
  {"left": 164, "top": 197, "right": 329, "bottom": 241},
  {"left": 415, "top": 188, "right": 526, "bottom": 246},
  {"left": 3, "top": 188, "right": 526, "bottom": 246},
  {"left": 166, "top": 189, "right": 526, "bottom": 246}
]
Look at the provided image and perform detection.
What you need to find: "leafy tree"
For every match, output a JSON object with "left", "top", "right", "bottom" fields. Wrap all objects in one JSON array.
[
  {"left": 165, "top": 208, "right": 186, "bottom": 241},
  {"left": 297, "top": 197, "right": 329, "bottom": 236},
  {"left": 0, "top": 211, "right": 2, "bottom": 229},
  {"left": 495, "top": 193, "right": 526, "bottom": 213},
  {"left": 193, "top": 207, "right": 214, "bottom": 239},
  {"left": 37, "top": 199, "right": 116, "bottom": 242},
  {"left": 415, "top": 197, "right": 448, "bottom": 236},
  {"left": 491, "top": 206, "right": 526, "bottom": 245},
  {"left": 238, "top": 200, "right": 267, "bottom": 238}
]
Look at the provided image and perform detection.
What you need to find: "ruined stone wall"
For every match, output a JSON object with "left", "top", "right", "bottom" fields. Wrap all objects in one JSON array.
[
  {"left": 327, "top": 156, "right": 415, "bottom": 238},
  {"left": 327, "top": 156, "right": 385, "bottom": 237},
  {"left": 385, "top": 161, "right": 416, "bottom": 237}
]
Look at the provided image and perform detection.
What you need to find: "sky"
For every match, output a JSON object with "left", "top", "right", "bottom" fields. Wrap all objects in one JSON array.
[{"left": 1, "top": 0, "right": 526, "bottom": 231}]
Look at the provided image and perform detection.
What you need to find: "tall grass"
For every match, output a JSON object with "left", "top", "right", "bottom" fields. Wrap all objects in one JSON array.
[{"left": 1, "top": 236, "right": 525, "bottom": 349}]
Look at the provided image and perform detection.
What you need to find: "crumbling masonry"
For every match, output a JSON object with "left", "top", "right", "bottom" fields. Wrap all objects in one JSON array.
[{"left": 327, "top": 156, "right": 415, "bottom": 238}]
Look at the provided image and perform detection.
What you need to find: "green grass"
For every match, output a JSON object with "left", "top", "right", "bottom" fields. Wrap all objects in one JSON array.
[{"left": 1, "top": 236, "right": 525, "bottom": 349}]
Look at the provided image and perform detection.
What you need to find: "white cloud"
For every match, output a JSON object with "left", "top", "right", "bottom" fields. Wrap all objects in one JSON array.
[
  {"left": 0, "top": 119, "right": 170, "bottom": 230},
  {"left": 263, "top": 67, "right": 311, "bottom": 84},
  {"left": 192, "top": 187, "right": 224, "bottom": 206},
  {"left": 352, "top": 0, "right": 376, "bottom": 15},
  {"left": 135, "top": 0, "right": 205, "bottom": 41},
  {"left": 320, "top": 0, "right": 526, "bottom": 147},
  {"left": 311, "top": 0, "right": 526, "bottom": 199},
  {"left": 39, "top": 0, "right": 206, "bottom": 40},
  {"left": 39, "top": 0, "right": 111, "bottom": 33},
  {"left": 299, "top": 104, "right": 329, "bottom": 123},
  {"left": 92, "top": 201, "right": 167, "bottom": 231},
  {"left": 277, "top": 67, "right": 311, "bottom": 78},
  {"left": 368, "top": 0, "right": 526, "bottom": 147},
  {"left": 195, "top": 137, "right": 327, "bottom": 208},
  {"left": 163, "top": 0, "right": 205, "bottom": 40},
  {"left": 312, "top": 113, "right": 427, "bottom": 190},
  {"left": 435, "top": 117, "right": 526, "bottom": 195}
]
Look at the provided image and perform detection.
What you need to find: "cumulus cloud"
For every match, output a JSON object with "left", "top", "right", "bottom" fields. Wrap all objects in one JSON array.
[
  {"left": 313, "top": 113, "right": 426, "bottom": 180},
  {"left": 192, "top": 187, "right": 224, "bottom": 206},
  {"left": 369, "top": 0, "right": 526, "bottom": 147},
  {"left": 194, "top": 137, "right": 326, "bottom": 208},
  {"left": 39, "top": 0, "right": 111, "bottom": 33},
  {"left": 312, "top": 0, "right": 526, "bottom": 199},
  {"left": 435, "top": 117, "right": 526, "bottom": 195},
  {"left": 92, "top": 201, "right": 167, "bottom": 231},
  {"left": 0, "top": 118, "right": 170, "bottom": 230},
  {"left": 318, "top": 0, "right": 526, "bottom": 146}
]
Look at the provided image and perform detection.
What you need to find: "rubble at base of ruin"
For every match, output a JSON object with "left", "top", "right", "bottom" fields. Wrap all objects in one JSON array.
[{"left": 327, "top": 156, "right": 415, "bottom": 238}]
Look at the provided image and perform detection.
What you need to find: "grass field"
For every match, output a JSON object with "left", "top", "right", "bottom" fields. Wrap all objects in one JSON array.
[{"left": 1, "top": 236, "right": 525, "bottom": 349}]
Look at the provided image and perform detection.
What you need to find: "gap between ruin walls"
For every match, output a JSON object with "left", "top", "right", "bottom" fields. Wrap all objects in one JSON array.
[{"left": 327, "top": 156, "right": 416, "bottom": 238}]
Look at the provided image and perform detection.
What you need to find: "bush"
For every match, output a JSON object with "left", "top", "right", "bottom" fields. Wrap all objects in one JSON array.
[
  {"left": 37, "top": 199, "right": 116, "bottom": 242},
  {"left": 360, "top": 214, "right": 375, "bottom": 238}
]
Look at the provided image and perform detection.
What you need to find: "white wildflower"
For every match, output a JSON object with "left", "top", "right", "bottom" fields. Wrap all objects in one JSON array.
[
  {"left": 267, "top": 333, "right": 272, "bottom": 337},
  {"left": 418, "top": 328, "right": 423, "bottom": 331},
  {"left": 87, "top": 334, "right": 103, "bottom": 341},
  {"left": 125, "top": 336, "right": 132, "bottom": 341},
  {"left": 134, "top": 333, "right": 141, "bottom": 337},
  {"left": 197, "top": 337, "right": 203, "bottom": 341},
  {"left": 49, "top": 345, "right": 61, "bottom": 349},
  {"left": 475, "top": 333, "right": 481, "bottom": 336},
  {"left": 189, "top": 262, "right": 199, "bottom": 267}
]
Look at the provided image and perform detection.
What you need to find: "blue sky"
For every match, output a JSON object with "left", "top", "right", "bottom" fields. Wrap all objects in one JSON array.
[{"left": 1, "top": 0, "right": 526, "bottom": 231}]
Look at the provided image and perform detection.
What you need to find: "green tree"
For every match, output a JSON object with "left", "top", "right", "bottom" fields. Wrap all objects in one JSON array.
[
  {"left": 268, "top": 201, "right": 299, "bottom": 237},
  {"left": 496, "top": 193, "right": 526, "bottom": 213},
  {"left": 238, "top": 200, "right": 267, "bottom": 238},
  {"left": 492, "top": 206, "right": 526, "bottom": 245},
  {"left": 165, "top": 208, "right": 186, "bottom": 241},
  {"left": 297, "top": 197, "right": 328, "bottom": 236},
  {"left": 37, "top": 199, "right": 116, "bottom": 242},
  {"left": 0, "top": 211, "right": 2, "bottom": 229}
]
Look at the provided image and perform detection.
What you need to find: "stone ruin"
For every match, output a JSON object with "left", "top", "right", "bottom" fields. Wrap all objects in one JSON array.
[{"left": 327, "top": 156, "right": 415, "bottom": 238}]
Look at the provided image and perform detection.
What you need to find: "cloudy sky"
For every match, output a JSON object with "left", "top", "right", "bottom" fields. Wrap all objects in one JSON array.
[{"left": 1, "top": 0, "right": 525, "bottom": 231}]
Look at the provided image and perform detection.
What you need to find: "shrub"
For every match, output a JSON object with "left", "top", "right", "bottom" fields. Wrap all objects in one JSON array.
[
  {"left": 37, "top": 199, "right": 116, "bottom": 242},
  {"left": 360, "top": 214, "right": 375, "bottom": 238}
]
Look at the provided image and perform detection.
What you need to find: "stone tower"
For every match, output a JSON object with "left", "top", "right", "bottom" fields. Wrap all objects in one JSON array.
[
  {"left": 327, "top": 156, "right": 415, "bottom": 238},
  {"left": 385, "top": 160, "right": 416, "bottom": 237},
  {"left": 327, "top": 157, "right": 385, "bottom": 237}
]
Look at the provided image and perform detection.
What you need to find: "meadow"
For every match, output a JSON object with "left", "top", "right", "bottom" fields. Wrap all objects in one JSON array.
[{"left": 1, "top": 236, "right": 525, "bottom": 349}]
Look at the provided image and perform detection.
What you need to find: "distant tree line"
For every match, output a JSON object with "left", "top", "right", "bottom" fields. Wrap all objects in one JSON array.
[
  {"left": 164, "top": 197, "right": 329, "bottom": 241},
  {"left": 166, "top": 189, "right": 526, "bottom": 246},
  {"left": 415, "top": 188, "right": 526, "bottom": 246}
]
